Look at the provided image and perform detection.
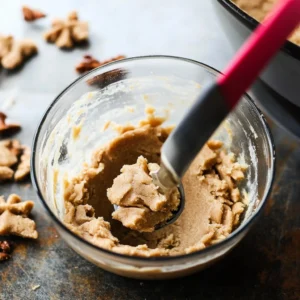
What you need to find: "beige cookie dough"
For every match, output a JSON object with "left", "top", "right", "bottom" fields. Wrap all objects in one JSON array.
[
  {"left": 63, "top": 118, "right": 247, "bottom": 257},
  {"left": 232, "top": 0, "right": 300, "bottom": 46},
  {"left": 108, "top": 156, "right": 180, "bottom": 232}
]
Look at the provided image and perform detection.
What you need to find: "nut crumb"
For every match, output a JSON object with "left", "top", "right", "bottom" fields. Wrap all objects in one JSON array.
[
  {"left": 101, "top": 121, "right": 111, "bottom": 132},
  {"left": 31, "top": 285, "right": 40, "bottom": 291},
  {"left": 22, "top": 6, "right": 46, "bottom": 22},
  {"left": 44, "top": 11, "right": 88, "bottom": 49},
  {"left": 72, "top": 124, "right": 82, "bottom": 140},
  {"left": 0, "top": 112, "right": 21, "bottom": 137},
  {"left": 76, "top": 55, "right": 126, "bottom": 74}
]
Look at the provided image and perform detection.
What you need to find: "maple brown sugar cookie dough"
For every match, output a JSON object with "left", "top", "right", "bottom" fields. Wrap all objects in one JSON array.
[
  {"left": 63, "top": 116, "right": 248, "bottom": 257},
  {"left": 108, "top": 156, "right": 180, "bottom": 232}
]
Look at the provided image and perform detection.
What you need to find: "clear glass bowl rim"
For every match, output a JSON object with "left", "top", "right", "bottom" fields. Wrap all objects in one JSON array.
[{"left": 30, "top": 55, "right": 276, "bottom": 263}]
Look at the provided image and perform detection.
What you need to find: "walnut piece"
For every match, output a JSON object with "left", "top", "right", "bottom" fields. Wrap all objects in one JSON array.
[
  {"left": 0, "top": 112, "right": 21, "bottom": 137},
  {"left": 22, "top": 6, "right": 46, "bottom": 22},
  {"left": 0, "top": 194, "right": 38, "bottom": 239},
  {"left": 76, "top": 55, "right": 126, "bottom": 74},
  {"left": 0, "top": 240, "right": 14, "bottom": 261},
  {"left": 44, "top": 11, "right": 88, "bottom": 49},
  {"left": 0, "top": 34, "right": 37, "bottom": 70}
]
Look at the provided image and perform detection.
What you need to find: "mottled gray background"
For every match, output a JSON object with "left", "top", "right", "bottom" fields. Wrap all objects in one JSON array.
[{"left": 0, "top": 1, "right": 299, "bottom": 299}]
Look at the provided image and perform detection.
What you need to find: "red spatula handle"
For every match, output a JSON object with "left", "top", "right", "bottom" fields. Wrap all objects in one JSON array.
[{"left": 217, "top": 0, "right": 300, "bottom": 109}]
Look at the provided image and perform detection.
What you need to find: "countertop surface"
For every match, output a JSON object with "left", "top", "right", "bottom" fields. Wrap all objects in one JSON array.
[{"left": 0, "top": 1, "right": 299, "bottom": 299}]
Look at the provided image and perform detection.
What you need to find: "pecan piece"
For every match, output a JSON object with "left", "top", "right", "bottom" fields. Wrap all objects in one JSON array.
[
  {"left": 0, "top": 240, "right": 13, "bottom": 262},
  {"left": 75, "top": 55, "right": 101, "bottom": 73},
  {"left": 76, "top": 55, "right": 126, "bottom": 74},
  {"left": 0, "top": 240, "right": 13, "bottom": 253},
  {"left": 22, "top": 6, "right": 46, "bottom": 22}
]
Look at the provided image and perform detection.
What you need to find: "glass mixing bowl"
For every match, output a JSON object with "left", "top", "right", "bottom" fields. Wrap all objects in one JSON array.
[{"left": 31, "top": 56, "right": 275, "bottom": 279}]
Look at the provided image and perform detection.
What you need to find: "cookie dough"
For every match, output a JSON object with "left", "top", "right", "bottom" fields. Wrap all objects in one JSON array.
[
  {"left": 232, "top": 0, "right": 300, "bottom": 46},
  {"left": 63, "top": 117, "right": 247, "bottom": 257},
  {"left": 108, "top": 156, "right": 180, "bottom": 232}
]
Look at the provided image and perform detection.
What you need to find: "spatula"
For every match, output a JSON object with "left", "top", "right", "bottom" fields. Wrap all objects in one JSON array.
[{"left": 151, "top": 0, "right": 300, "bottom": 228}]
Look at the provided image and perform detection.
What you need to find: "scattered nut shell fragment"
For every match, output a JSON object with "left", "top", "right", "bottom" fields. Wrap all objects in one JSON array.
[
  {"left": 0, "top": 112, "right": 21, "bottom": 137},
  {"left": 76, "top": 55, "right": 126, "bottom": 73},
  {"left": 44, "top": 11, "right": 89, "bottom": 49},
  {"left": 22, "top": 6, "right": 46, "bottom": 22}
]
